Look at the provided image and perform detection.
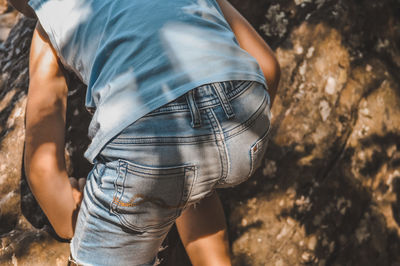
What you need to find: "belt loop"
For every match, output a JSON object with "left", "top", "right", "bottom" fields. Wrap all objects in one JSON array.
[
  {"left": 212, "top": 82, "right": 235, "bottom": 119},
  {"left": 186, "top": 90, "right": 201, "bottom": 128}
]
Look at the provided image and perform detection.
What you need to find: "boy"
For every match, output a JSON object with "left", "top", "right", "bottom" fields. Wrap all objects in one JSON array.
[{"left": 9, "top": 0, "right": 280, "bottom": 265}]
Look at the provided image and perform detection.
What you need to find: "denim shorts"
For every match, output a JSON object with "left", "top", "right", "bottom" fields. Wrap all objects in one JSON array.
[{"left": 70, "top": 80, "right": 271, "bottom": 265}]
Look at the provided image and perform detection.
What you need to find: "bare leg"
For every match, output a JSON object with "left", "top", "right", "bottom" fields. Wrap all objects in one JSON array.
[{"left": 176, "top": 191, "right": 231, "bottom": 266}]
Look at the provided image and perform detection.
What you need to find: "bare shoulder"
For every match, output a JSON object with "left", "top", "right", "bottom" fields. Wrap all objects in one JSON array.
[{"left": 30, "top": 22, "right": 64, "bottom": 81}]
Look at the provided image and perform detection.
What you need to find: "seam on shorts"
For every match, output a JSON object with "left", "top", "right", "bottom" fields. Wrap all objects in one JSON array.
[
  {"left": 247, "top": 126, "right": 271, "bottom": 180},
  {"left": 223, "top": 91, "right": 268, "bottom": 140},
  {"left": 205, "top": 108, "right": 230, "bottom": 183},
  {"left": 108, "top": 133, "right": 216, "bottom": 145},
  {"left": 182, "top": 166, "right": 198, "bottom": 209},
  {"left": 110, "top": 161, "right": 127, "bottom": 213}
]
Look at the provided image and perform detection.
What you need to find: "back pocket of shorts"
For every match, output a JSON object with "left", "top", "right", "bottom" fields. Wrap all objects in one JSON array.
[{"left": 111, "top": 160, "right": 196, "bottom": 232}]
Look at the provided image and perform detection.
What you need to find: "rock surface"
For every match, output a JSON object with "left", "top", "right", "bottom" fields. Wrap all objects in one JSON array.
[
  {"left": 0, "top": 0, "right": 9, "bottom": 15},
  {"left": 1, "top": 0, "right": 400, "bottom": 265},
  {"left": 223, "top": 0, "right": 400, "bottom": 265},
  {"left": 0, "top": 2, "right": 17, "bottom": 42}
]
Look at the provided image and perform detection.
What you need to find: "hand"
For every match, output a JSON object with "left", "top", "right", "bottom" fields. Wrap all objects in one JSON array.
[{"left": 69, "top": 177, "right": 86, "bottom": 206}]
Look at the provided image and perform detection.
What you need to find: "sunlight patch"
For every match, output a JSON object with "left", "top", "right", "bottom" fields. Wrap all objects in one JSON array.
[{"left": 35, "top": 0, "right": 91, "bottom": 46}]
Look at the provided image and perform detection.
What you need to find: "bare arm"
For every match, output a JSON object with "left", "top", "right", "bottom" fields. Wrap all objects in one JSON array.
[
  {"left": 216, "top": 0, "right": 280, "bottom": 105},
  {"left": 24, "top": 24, "right": 78, "bottom": 239}
]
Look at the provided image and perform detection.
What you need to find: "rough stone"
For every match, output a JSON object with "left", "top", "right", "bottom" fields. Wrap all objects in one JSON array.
[
  {"left": 0, "top": 0, "right": 9, "bottom": 15},
  {"left": 222, "top": 0, "right": 400, "bottom": 265},
  {"left": 0, "top": 11, "right": 19, "bottom": 42},
  {"left": 1, "top": 0, "right": 400, "bottom": 265}
]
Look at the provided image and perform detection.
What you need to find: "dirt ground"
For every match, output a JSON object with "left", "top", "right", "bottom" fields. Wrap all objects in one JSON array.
[{"left": 1, "top": 0, "right": 400, "bottom": 265}]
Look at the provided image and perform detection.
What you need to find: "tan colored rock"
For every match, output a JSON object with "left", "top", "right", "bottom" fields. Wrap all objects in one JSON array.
[
  {"left": 0, "top": 11, "right": 19, "bottom": 42},
  {"left": 0, "top": 0, "right": 9, "bottom": 15},
  {"left": 224, "top": 0, "right": 400, "bottom": 265},
  {"left": 1, "top": 0, "right": 400, "bottom": 265}
]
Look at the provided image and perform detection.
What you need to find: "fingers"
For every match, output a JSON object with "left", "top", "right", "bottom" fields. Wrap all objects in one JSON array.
[
  {"left": 69, "top": 177, "right": 86, "bottom": 192},
  {"left": 69, "top": 177, "right": 78, "bottom": 189},
  {"left": 78, "top": 177, "right": 86, "bottom": 193},
  {"left": 69, "top": 177, "right": 86, "bottom": 206}
]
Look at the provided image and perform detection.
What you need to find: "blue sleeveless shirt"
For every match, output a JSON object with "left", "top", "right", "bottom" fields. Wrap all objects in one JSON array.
[{"left": 28, "top": 0, "right": 267, "bottom": 163}]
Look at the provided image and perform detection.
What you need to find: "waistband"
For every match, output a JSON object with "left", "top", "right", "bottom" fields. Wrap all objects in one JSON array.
[
  {"left": 144, "top": 80, "right": 255, "bottom": 116},
  {"left": 144, "top": 80, "right": 260, "bottom": 129}
]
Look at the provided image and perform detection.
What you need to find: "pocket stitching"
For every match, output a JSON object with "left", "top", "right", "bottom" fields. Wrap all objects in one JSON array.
[
  {"left": 225, "top": 90, "right": 269, "bottom": 141},
  {"left": 110, "top": 161, "right": 127, "bottom": 213},
  {"left": 121, "top": 158, "right": 191, "bottom": 176},
  {"left": 111, "top": 160, "right": 196, "bottom": 231},
  {"left": 181, "top": 166, "right": 197, "bottom": 209},
  {"left": 248, "top": 123, "right": 271, "bottom": 179}
]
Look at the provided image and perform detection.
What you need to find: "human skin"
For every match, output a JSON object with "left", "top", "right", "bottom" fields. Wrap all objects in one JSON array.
[
  {"left": 11, "top": 0, "right": 280, "bottom": 262},
  {"left": 25, "top": 25, "right": 81, "bottom": 239}
]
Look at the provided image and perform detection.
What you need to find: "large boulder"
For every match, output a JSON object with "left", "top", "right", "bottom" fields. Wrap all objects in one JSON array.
[
  {"left": 0, "top": 0, "right": 9, "bottom": 15},
  {"left": 1, "top": 0, "right": 400, "bottom": 265},
  {"left": 223, "top": 0, "right": 400, "bottom": 265}
]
